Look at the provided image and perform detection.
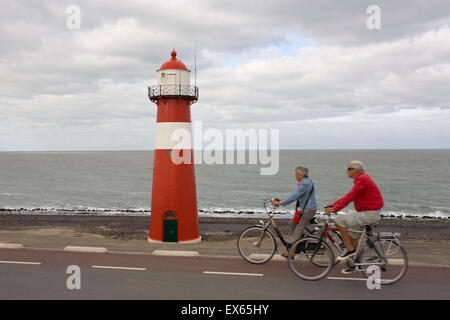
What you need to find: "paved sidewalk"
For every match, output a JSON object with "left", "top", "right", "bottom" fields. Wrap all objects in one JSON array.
[{"left": 0, "top": 228, "right": 449, "bottom": 268}]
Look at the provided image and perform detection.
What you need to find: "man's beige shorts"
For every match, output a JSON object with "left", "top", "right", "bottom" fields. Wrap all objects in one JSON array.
[{"left": 334, "top": 210, "right": 381, "bottom": 239}]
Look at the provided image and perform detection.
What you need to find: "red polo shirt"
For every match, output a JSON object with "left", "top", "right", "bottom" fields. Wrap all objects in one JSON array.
[{"left": 333, "top": 173, "right": 384, "bottom": 212}]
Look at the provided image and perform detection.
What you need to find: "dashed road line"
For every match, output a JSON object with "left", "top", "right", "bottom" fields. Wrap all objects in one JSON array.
[
  {"left": 203, "top": 271, "right": 264, "bottom": 277},
  {"left": 0, "top": 260, "right": 42, "bottom": 265},
  {"left": 92, "top": 265, "right": 146, "bottom": 271},
  {"left": 327, "top": 277, "right": 367, "bottom": 281}
]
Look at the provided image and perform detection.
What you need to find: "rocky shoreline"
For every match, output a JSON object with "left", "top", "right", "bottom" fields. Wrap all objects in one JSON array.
[
  {"left": 1, "top": 207, "right": 449, "bottom": 222},
  {"left": 0, "top": 214, "right": 448, "bottom": 241}
]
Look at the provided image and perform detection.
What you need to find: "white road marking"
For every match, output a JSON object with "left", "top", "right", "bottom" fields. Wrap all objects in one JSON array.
[
  {"left": 203, "top": 271, "right": 264, "bottom": 277},
  {"left": 92, "top": 265, "right": 146, "bottom": 271},
  {"left": 152, "top": 250, "right": 199, "bottom": 257},
  {"left": 64, "top": 246, "right": 108, "bottom": 253},
  {"left": 327, "top": 277, "right": 367, "bottom": 281},
  {"left": 0, "top": 260, "right": 41, "bottom": 265},
  {"left": 0, "top": 243, "right": 24, "bottom": 249},
  {"left": 249, "top": 253, "right": 285, "bottom": 261},
  {"left": 387, "top": 259, "right": 404, "bottom": 265}
]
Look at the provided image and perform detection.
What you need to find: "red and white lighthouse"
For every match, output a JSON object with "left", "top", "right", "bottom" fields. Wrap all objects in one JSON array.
[{"left": 147, "top": 50, "right": 200, "bottom": 243}]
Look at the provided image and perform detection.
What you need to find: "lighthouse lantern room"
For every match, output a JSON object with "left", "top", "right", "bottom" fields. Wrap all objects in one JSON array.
[{"left": 150, "top": 50, "right": 198, "bottom": 99}]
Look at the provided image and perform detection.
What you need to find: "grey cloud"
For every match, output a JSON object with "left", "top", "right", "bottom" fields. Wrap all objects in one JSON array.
[
  {"left": 196, "top": 27, "right": 450, "bottom": 123},
  {"left": 1, "top": 0, "right": 449, "bottom": 150}
]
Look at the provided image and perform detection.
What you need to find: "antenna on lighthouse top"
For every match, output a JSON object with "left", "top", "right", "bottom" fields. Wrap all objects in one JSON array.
[{"left": 194, "top": 40, "right": 197, "bottom": 87}]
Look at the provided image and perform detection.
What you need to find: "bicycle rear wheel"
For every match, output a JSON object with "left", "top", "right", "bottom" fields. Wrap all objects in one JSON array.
[
  {"left": 358, "top": 240, "right": 408, "bottom": 285},
  {"left": 237, "top": 226, "right": 276, "bottom": 264},
  {"left": 288, "top": 237, "right": 334, "bottom": 281}
]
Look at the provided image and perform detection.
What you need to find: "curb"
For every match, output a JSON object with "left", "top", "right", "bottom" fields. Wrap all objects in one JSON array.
[
  {"left": 152, "top": 250, "right": 200, "bottom": 257},
  {"left": 248, "top": 253, "right": 286, "bottom": 262},
  {"left": 64, "top": 246, "right": 108, "bottom": 253},
  {"left": 0, "top": 243, "right": 24, "bottom": 250}
]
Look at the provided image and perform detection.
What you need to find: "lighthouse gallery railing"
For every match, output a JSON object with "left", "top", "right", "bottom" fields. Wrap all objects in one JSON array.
[{"left": 148, "top": 85, "right": 199, "bottom": 100}]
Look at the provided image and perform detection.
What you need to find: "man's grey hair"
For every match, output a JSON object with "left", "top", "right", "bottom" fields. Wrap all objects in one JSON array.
[
  {"left": 349, "top": 160, "right": 365, "bottom": 173},
  {"left": 295, "top": 166, "right": 309, "bottom": 177}
]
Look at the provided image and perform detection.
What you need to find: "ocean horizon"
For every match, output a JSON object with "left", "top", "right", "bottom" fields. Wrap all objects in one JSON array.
[{"left": 1, "top": 149, "right": 449, "bottom": 221}]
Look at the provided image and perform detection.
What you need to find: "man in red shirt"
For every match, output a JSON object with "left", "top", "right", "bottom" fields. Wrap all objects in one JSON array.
[{"left": 325, "top": 160, "right": 384, "bottom": 267}]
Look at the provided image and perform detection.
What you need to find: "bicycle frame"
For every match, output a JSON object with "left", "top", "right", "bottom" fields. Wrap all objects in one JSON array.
[
  {"left": 347, "top": 226, "right": 388, "bottom": 269},
  {"left": 317, "top": 216, "right": 377, "bottom": 265},
  {"left": 321, "top": 224, "right": 339, "bottom": 244},
  {"left": 314, "top": 218, "right": 345, "bottom": 256},
  {"left": 257, "top": 200, "right": 291, "bottom": 250}
]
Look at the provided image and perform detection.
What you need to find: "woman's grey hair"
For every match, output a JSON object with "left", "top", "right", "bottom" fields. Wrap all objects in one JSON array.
[
  {"left": 349, "top": 160, "right": 365, "bottom": 173},
  {"left": 295, "top": 166, "right": 309, "bottom": 177}
]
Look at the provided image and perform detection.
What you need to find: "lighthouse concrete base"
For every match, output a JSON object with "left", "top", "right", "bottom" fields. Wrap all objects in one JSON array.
[{"left": 147, "top": 236, "right": 202, "bottom": 244}]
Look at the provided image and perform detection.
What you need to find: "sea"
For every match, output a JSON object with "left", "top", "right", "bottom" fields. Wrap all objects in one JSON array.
[{"left": 0, "top": 150, "right": 449, "bottom": 221}]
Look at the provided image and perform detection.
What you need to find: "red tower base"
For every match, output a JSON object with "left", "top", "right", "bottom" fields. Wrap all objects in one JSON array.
[
  {"left": 148, "top": 148, "right": 201, "bottom": 244},
  {"left": 147, "top": 237, "right": 201, "bottom": 244}
]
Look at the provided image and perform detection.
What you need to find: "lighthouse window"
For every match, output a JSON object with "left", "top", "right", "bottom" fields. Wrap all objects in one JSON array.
[
  {"left": 161, "top": 73, "right": 165, "bottom": 78},
  {"left": 164, "top": 211, "right": 177, "bottom": 219}
]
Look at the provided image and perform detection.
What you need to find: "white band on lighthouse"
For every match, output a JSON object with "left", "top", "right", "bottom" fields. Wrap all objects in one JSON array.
[{"left": 155, "top": 122, "right": 192, "bottom": 150}]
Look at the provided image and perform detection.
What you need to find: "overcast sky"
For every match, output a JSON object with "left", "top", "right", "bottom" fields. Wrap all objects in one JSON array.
[{"left": 1, "top": 0, "right": 449, "bottom": 151}]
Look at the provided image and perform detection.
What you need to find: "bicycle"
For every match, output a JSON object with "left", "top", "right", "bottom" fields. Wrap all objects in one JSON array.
[
  {"left": 287, "top": 210, "right": 408, "bottom": 285},
  {"left": 237, "top": 198, "right": 315, "bottom": 264}
]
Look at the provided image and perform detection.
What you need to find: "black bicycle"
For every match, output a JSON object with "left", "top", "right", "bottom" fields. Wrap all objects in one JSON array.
[{"left": 237, "top": 198, "right": 315, "bottom": 264}]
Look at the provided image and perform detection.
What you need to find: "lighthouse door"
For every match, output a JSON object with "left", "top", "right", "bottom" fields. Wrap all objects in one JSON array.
[{"left": 163, "top": 211, "right": 178, "bottom": 242}]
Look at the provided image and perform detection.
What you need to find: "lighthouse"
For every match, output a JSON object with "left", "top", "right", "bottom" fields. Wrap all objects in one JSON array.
[{"left": 147, "top": 50, "right": 200, "bottom": 243}]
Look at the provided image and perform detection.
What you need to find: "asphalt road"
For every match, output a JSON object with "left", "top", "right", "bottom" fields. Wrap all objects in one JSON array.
[{"left": 0, "top": 248, "right": 449, "bottom": 301}]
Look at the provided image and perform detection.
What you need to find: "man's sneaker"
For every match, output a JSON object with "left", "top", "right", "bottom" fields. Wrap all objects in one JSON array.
[
  {"left": 337, "top": 250, "right": 356, "bottom": 261},
  {"left": 341, "top": 267, "right": 356, "bottom": 274}
]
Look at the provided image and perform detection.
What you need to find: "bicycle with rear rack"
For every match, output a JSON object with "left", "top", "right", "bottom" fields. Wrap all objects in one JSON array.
[
  {"left": 287, "top": 208, "right": 408, "bottom": 284},
  {"left": 237, "top": 198, "right": 316, "bottom": 264}
]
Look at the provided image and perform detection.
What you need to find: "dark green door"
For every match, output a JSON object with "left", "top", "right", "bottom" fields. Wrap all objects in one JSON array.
[{"left": 164, "top": 219, "right": 178, "bottom": 242}]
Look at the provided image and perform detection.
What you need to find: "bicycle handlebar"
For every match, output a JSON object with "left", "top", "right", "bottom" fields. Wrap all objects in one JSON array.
[
  {"left": 323, "top": 205, "right": 341, "bottom": 225},
  {"left": 262, "top": 200, "right": 337, "bottom": 220},
  {"left": 262, "top": 198, "right": 280, "bottom": 216}
]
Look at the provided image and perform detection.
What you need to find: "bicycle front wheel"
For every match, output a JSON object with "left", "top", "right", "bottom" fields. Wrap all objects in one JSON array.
[
  {"left": 237, "top": 226, "right": 276, "bottom": 264},
  {"left": 358, "top": 240, "right": 408, "bottom": 285},
  {"left": 288, "top": 237, "right": 334, "bottom": 281}
]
